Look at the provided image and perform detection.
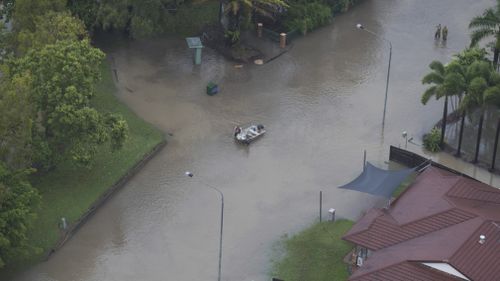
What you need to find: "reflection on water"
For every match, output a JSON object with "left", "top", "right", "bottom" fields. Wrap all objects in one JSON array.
[{"left": 12, "top": 0, "right": 498, "bottom": 281}]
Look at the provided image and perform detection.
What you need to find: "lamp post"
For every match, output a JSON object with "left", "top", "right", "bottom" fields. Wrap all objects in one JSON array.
[
  {"left": 402, "top": 131, "right": 408, "bottom": 149},
  {"left": 356, "top": 23, "right": 392, "bottom": 127},
  {"left": 218, "top": 1, "right": 223, "bottom": 24},
  {"left": 185, "top": 171, "right": 224, "bottom": 281}
]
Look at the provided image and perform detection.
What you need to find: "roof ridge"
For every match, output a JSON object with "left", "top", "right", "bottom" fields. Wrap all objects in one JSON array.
[
  {"left": 398, "top": 208, "right": 475, "bottom": 228},
  {"left": 342, "top": 209, "right": 385, "bottom": 239},
  {"left": 446, "top": 177, "right": 500, "bottom": 204},
  {"left": 345, "top": 208, "right": 477, "bottom": 250}
]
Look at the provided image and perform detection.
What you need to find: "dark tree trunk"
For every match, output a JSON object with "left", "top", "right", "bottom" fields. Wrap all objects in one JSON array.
[
  {"left": 456, "top": 112, "right": 466, "bottom": 157},
  {"left": 491, "top": 118, "right": 500, "bottom": 171},
  {"left": 440, "top": 95, "right": 448, "bottom": 147},
  {"left": 494, "top": 47, "right": 499, "bottom": 70},
  {"left": 473, "top": 112, "right": 484, "bottom": 163}
]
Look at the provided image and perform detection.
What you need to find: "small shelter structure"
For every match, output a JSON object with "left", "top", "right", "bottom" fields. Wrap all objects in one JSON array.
[{"left": 185, "top": 37, "right": 203, "bottom": 65}]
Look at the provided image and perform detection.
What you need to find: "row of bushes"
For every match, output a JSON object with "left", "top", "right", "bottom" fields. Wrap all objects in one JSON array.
[{"left": 283, "top": 0, "right": 363, "bottom": 35}]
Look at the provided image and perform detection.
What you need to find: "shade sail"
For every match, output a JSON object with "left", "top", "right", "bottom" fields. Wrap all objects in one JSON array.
[{"left": 338, "top": 162, "right": 415, "bottom": 198}]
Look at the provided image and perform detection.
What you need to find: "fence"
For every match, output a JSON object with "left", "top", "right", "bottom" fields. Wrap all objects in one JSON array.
[{"left": 389, "top": 146, "right": 475, "bottom": 180}]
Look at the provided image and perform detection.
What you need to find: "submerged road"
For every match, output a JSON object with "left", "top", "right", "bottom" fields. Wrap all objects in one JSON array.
[{"left": 13, "top": 0, "right": 498, "bottom": 281}]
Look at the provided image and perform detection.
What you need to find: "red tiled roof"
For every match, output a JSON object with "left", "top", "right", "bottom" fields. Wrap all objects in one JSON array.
[
  {"left": 343, "top": 166, "right": 500, "bottom": 281},
  {"left": 350, "top": 262, "right": 463, "bottom": 281},
  {"left": 450, "top": 221, "right": 500, "bottom": 281},
  {"left": 344, "top": 208, "right": 476, "bottom": 250},
  {"left": 447, "top": 178, "right": 500, "bottom": 204}
]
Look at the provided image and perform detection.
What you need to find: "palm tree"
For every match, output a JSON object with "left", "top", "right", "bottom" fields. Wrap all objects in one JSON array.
[
  {"left": 484, "top": 83, "right": 500, "bottom": 170},
  {"left": 459, "top": 61, "right": 500, "bottom": 163},
  {"left": 450, "top": 48, "right": 488, "bottom": 156},
  {"left": 441, "top": 62, "right": 467, "bottom": 155},
  {"left": 469, "top": 0, "right": 500, "bottom": 67},
  {"left": 421, "top": 61, "right": 451, "bottom": 147}
]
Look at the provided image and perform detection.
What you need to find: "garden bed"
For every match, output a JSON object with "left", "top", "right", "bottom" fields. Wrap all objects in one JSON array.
[{"left": 201, "top": 24, "right": 263, "bottom": 63}]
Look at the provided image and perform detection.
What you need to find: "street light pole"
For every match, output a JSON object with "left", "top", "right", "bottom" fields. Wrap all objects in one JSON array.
[
  {"left": 185, "top": 171, "right": 224, "bottom": 281},
  {"left": 356, "top": 24, "right": 392, "bottom": 127},
  {"left": 218, "top": 1, "right": 223, "bottom": 24}
]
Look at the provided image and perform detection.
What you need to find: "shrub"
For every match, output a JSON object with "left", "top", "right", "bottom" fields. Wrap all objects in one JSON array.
[
  {"left": 423, "top": 128, "right": 442, "bottom": 152},
  {"left": 283, "top": 2, "right": 332, "bottom": 34},
  {"left": 324, "top": 0, "right": 362, "bottom": 15},
  {"left": 224, "top": 29, "right": 241, "bottom": 45}
]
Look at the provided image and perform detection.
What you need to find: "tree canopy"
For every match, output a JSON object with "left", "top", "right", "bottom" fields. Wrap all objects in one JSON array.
[
  {"left": 0, "top": 68, "right": 33, "bottom": 170},
  {"left": 69, "top": 0, "right": 186, "bottom": 37},
  {"left": 0, "top": 164, "right": 40, "bottom": 268},
  {"left": 9, "top": 39, "right": 128, "bottom": 168},
  {"left": 15, "top": 11, "right": 87, "bottom": 54}
]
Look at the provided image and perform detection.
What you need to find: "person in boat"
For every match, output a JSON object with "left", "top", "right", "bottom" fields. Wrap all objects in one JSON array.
[{"left": 234, "top": 126, "right": 241, "bottom": 137}]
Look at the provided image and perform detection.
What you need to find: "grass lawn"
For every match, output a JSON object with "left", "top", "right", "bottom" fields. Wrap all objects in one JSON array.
[
  {"left": 391, "top": 173, "right": 417, "bottom": 198},
  {"left": 271, "top": 220, "right": 354, "bottom": 281},
  {"left": 0, "top": 62, "right": 164, "bottom": 277}
]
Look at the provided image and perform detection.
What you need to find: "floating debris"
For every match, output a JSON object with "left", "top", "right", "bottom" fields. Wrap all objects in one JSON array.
[
  {"left": 234, "top": 64, "right": 244, "bottom": 68},
  {"left": 254, "top": 59, "right": 264, "bottom": 65}
]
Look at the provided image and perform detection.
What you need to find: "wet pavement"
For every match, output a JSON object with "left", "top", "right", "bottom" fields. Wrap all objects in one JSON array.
[{"left": 11, "top": 0, "right": 499, "bottom": 281}]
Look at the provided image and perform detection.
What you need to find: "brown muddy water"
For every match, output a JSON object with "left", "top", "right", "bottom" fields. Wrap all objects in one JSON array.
[{"left": 12, "top": 0, "right": 498, "bottom": 281}]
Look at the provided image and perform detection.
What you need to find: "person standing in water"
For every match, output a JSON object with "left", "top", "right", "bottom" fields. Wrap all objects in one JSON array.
[
  {"left": 442, "top": 26, "right": 448, "bottom": 41},
  {"left": 435, "top": 24, "right": 441, "bottom": 39}
]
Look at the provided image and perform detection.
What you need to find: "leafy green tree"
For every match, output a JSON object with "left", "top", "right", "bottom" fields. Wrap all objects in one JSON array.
[
  {"left": 469, "top": 0, "right": 500, "bottom": 67},
  {"left": 15, "top": 11, "right": 87, "bottom": 54},
  {"left": 11, "top": 0, "right": 66, "bottom": 32},
  {"left": 0, "top": 163, "right": 40, "bottom": 268},
  {"left": 0, "top": 0, "right": 15, "bottom": 22},
  {"left": 0, "top": 22, "right": 15, "bottom": 63},
  {"left": 10, "top": 39, "right": 128, "bottom": 168},
  {"left": 72, "top": 0, "right": 178, "bottom": 37},
  {"left": 67, "top": 0, "right": 100, "bottom": 31},
  {"left": 0, "top": 68, "right": 33, "bottom": 170},
  {"left": 459, "top": 61, "right": 500, "bottom": 163}
]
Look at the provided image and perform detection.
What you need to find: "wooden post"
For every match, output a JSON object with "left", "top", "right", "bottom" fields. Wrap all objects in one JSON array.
[
  {"left": 257, "top": 23, "right": 263, "bottom": 38},
  {"left": 279, "top": 33, "right": 286, "bottom": 48},
  {"left": 363, "top": 150, "right": 367, "bottom": 170},
  {"left": 319, "top": 191, "right": 323, "bottom": 222}
]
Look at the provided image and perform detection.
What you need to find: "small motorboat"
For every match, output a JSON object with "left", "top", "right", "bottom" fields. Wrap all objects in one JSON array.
[{"left": 234, "top": 124, "right": 266, "bottom": 144}]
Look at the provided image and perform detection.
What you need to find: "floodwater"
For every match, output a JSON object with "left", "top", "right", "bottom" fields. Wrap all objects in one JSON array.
[{"left": 12, "top": 0, "right": 499, "bottom": 281}]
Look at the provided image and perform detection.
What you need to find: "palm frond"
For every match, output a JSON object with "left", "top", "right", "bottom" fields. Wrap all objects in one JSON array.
[
  {"left": 470, "top": 28, "right": 497, "bottom": 47},
  {"left": 421, "top": 86, "right": 437, "bottom": 105},
  {"left": 428, "top": 61, "right": 445, "bottom": 75},
  {"left": 466, "top": 60, "right": 493, "bottom": 81},
  {"left": 490, "top": 71, "right": 500, "bottom": 85},
  {"left": 443, "top": 73, "right": 466, "bottom": 95},
  {"left": 422, "top": 72, "right": 443, "bottom": 85},
  {"left": 446, "top": 61, "right": 464, "bottom": 73},
  {"left": 459, "top": 93, "right": 477, "bottom": 113},
  {"left": 469, "top": 9, "right": 498, "bottom": 29},
  {"left": 484, "top": 86, "right": 500, "bottom": 107},
  {"left": 468, "top": 77, "right": 488, "bottom": 106}
]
